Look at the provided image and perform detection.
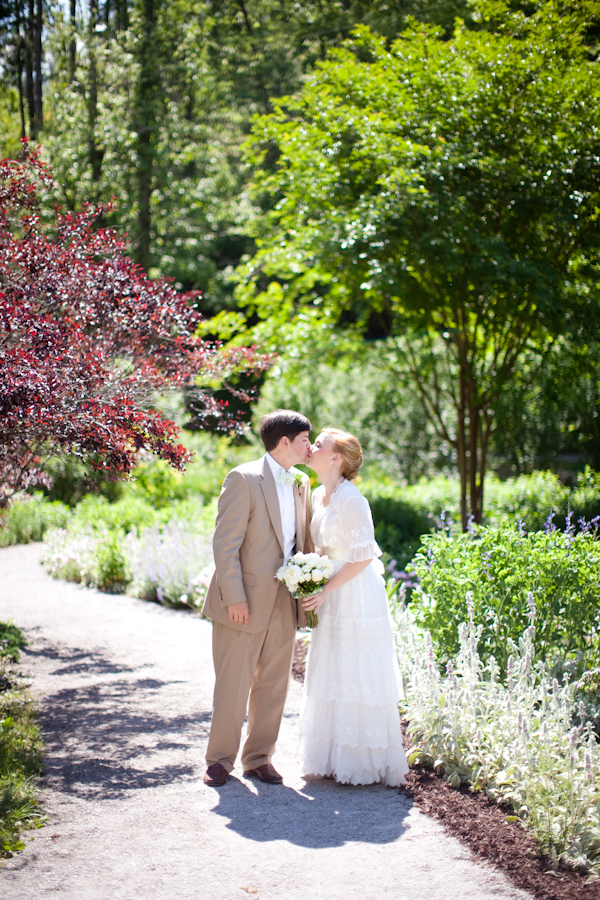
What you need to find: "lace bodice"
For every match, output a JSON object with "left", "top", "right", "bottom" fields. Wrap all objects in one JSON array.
[{"left": 310, "top": 479, "right": 382, "bottom": 563}]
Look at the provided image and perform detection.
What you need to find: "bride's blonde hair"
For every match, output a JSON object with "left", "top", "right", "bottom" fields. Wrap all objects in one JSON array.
[{"left": 323, "top": 428, "right": 363, "bottom": 482}]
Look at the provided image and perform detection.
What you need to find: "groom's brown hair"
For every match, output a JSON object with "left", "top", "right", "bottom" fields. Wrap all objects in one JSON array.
[{"left": 259, "top": 409, "right": 311, "bottom": 451}]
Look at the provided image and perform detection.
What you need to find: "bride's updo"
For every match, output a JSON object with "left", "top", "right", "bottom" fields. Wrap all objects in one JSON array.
[{"left": 324, "top": 428, "right": 363, "bottom": 482}]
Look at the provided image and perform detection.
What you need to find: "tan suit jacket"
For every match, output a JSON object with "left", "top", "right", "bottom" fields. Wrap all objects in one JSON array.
[{"left": 202, "top": 454, "right": 313, "bottom": 633}]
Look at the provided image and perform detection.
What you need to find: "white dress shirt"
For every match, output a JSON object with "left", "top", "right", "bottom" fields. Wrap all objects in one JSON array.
[{"left": 266, "top": 453, "right": 297, "bottom": 562}]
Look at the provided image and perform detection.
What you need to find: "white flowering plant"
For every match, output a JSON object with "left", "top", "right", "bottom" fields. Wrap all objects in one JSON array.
[
  {"left": 275, "top": 551, "right": 334, "bottom": 628},
  {"left": 392, "top": 590, "right": 600, "bottom": 876}
]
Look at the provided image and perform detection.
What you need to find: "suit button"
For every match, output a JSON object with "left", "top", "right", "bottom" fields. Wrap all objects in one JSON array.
[{"left": 279, "top": 552, "right": 284, "bottom": 558}]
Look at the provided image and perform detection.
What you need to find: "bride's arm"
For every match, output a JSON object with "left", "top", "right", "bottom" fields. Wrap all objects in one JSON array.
[
  {"left": 302, "top": 558, "right": 372, "bottom": 611},
  {"left": 303, "top": 491, "right": 382, "bottom": 612}
]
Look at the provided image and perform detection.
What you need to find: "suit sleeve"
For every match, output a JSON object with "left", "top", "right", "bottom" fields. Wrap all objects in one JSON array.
[{"left": 213, "top": 469, "right": 251, "bottom": 607}]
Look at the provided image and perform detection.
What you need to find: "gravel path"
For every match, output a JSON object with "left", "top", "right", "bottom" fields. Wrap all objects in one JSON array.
[{"left": 0, "top": 544, "right": 532, "bottom": 900}]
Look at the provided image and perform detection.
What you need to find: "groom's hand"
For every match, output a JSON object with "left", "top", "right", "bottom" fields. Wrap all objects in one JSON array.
[{"left": 228, "top": 601, "right": 250, "bottom": 626}]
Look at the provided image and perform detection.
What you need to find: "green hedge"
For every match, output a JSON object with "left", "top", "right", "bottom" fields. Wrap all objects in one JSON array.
[{"left": 363, "top": 468, "right": 600, "bottom": 567}]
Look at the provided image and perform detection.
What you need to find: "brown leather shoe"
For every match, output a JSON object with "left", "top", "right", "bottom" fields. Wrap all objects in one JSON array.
[
  {"left": 244, "top": 763, "right": 283, "bottom": 784},
  {"left": 204, "top": 763, "right": 228, "bottom": 786}
]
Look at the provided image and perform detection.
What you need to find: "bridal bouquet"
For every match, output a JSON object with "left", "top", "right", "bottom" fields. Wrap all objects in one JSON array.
[{"left": 276, "top": 552, "right": 334, "bottom": 628}]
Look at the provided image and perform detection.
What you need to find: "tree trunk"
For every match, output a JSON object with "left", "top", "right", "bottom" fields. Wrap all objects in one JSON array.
[
  {"left": 69, "top": 0, "right": 77, "bottom": 83},
  {"left": 456, "top": 348, "right": 469, "bottom": 531},
  {"left": 15, "top": 0, "right": 26, "bottom": 139},
  {"left": 26, "top": 0, "right": 35, "bottom": 138},
  {"left": 117, "top": 0, "right": 129, "bottom": 31},
  {"left": 134, "top": 0, "right": 158, "bottom": 271},
  {"left": 476, "top": 414, "right": 492, "bottom": 524},
  {"left": 469, "top": 403, "right": 480, "bottom": 523},
  {"left": 33, "top": 0, "right": 43, "bottom": 134},
  {"left": 88, "top": 0, "right": 104, "bottom": 193}
]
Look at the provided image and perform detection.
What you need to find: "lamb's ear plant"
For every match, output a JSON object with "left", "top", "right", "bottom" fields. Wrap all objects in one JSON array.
[{"left": 393, "top": 597, "right": 600, "bottom": 875}]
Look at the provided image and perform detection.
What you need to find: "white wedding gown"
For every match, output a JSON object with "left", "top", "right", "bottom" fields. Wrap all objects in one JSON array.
[{"left": 298, "top": 479, "right": 409, "bottom": 786}]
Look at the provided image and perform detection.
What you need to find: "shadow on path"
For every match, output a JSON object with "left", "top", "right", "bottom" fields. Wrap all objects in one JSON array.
[
  {"left": 209, "top": 775, "right": 412, "bottom": 850},
  {"left": 26, "top": 642, "right": 209, "bottom": 801}
]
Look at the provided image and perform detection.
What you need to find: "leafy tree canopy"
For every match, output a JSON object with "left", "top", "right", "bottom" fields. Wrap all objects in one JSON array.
[{"left": 237, "top": 0, "right": 600, "bottom": 524}]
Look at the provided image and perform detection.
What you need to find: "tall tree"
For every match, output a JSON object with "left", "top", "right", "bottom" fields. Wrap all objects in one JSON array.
[
  {"left": 237, "top": 1, "right": 600, "bottom": 526},
  {"left": 133, "top": 0, "right": 158, "bottom": 270},
  {"left": 38, "top": 0, "right": 470, "bottom": 308},
  {"left": 87, "top": 0, "right": 104, "bottom": 193}
]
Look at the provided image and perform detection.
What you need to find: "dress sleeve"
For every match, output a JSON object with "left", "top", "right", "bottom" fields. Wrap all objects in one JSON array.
[{"left": 340, "top": 493, "right": 382, "bottom": 563}]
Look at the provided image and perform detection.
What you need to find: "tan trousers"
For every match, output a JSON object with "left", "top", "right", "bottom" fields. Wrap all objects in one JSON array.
[{"left": 206, "top": 583, "right": 297, "bottom": 773}]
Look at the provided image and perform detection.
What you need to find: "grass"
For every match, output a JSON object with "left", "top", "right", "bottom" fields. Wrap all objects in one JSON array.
[{"left": 0, "top": 622, "right": 44, "bottom": 858}]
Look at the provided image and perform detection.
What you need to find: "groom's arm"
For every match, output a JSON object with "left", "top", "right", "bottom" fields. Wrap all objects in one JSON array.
[{"left": 213, "top": 470, "right": 251, "bottom": 617}]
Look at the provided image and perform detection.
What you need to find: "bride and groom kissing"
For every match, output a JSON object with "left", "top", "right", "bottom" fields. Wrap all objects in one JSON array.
[{"left": 202, "top": 409, "right": 408, "bottom": 788}]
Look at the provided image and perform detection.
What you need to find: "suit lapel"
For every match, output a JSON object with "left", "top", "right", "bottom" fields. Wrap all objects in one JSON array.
[
  {"left": 294, "top": 481, "right": 305, "bottom": 552},
  {"left": 259, "top": 455, "right": 285, "bottom": 552}
]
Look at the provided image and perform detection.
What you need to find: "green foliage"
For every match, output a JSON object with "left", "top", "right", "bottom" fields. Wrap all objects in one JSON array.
[
  {"left": 362, "top": 484, "right": 433, "bottom": 570},
  {"left": 360, "top": 469, "right": 600, "bottom": 565},
  {"left": 35, "top": 0, "right": 469, "bottom": 305},
  {"left": 491, "top": 339, "right": 600, "bottom": 474},
  {"left": 0, "top": 622, "right": 26, "bottom": 663},
  {"left": 253, "top": 341, "right": 452, "bottom": 484},
  {"left": 41, "top": 492, "right": 217, "bottom": 595},
  {"left": 124, "top": 434, "right": 257, "bottom": 505},
  {"left": 239, "top": 3, "right": 600, "bottom": 523},
  {"left": 0, "top": 496, "right": 70, "bottom": 548},
  {"left": 0, "top": 86, "right": 21, "bottom": 159},
  {"left": 408, "top": 524, "right": 600, "bottom": 674},
  {"left": 0, "top": 643, "right": 44, "bottom": 857}
]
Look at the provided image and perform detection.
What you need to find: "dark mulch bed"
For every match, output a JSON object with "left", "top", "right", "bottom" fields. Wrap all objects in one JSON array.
[{"left": 292, "top": 637, "right": 600, "bottom": 900}]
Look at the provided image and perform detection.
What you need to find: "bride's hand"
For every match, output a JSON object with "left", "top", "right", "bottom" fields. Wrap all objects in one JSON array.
[{"left": 302, "top": 586, "right": 329, "bottom": 611}]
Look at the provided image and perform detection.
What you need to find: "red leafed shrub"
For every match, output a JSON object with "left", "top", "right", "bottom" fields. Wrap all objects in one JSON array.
[{"left": 0, "top": 146, "right": 268, "bottom": 503}]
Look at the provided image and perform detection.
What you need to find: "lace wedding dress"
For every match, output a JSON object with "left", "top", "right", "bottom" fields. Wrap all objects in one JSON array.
[{"left": 298, "top": 479, "right": 409, "bottom": 786}]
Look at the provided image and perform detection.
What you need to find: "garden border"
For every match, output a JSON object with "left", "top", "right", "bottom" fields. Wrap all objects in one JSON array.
[{"left": 292, "top": 638, "right": 600, "bottom": 900}]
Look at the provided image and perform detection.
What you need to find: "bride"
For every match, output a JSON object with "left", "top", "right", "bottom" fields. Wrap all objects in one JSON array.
[{"left": 298, "top": 428, "right": 409, "bottom": 786}]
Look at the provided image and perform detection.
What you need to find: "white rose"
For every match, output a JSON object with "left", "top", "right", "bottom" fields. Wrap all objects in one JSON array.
[
  {"left": 311, "top": 569, "right": 323, "bottom": 582},
  {"left": 276, "top": 566, "right": 287, "bottom": 581},
  {"left": 302, "top": 564, "right": 312, "bottom": 573},
  {"left": 293, "top": 552, "right": 305, "bottom": 564},
  {"left": 286, "top": 565, "right": 301, "bottom": 584}
]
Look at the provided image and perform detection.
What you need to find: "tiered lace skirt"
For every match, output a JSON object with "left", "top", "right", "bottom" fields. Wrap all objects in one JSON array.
[{"left": 297, "top": 558, "right": 409, "bottom": 786}]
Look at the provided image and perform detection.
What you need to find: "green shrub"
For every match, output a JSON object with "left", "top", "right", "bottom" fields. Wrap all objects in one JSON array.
[
  {"left": 0, "top": 496, "right": 70, "bottom": 548},
  {"left": 483, "top": 471, "right": 569, "bottom": 530},
  {"left": 362, "top": 482, "right": 432, "bottom": 570},
  {"left": 363, "top": 469, "right": 600, "bottom": 567},
  {"left": 408, "top": 524, "right": 600, "bottom": 675},
  {"left": 41, "top": 494, "right": 217, "bottom": 596},
  {"left": 0, "top": 623, "right": 43, "bottom": 857},
  {"left": 0, "top": 623, "right": 27, "bottom": 663}
]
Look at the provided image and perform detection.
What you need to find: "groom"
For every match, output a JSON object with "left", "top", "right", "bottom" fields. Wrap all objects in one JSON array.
[{"left": 202, "top": 409, "right": 313, "bottom": 786}]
